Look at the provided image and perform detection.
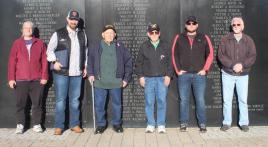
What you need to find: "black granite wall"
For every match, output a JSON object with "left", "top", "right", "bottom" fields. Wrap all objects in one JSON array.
[{"left": 0, "top": 0, "right": 267, "bottom": 128}]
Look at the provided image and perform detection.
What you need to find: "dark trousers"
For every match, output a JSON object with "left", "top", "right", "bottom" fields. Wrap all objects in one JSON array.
[{"left": 15, "top": 81, "right": 44, "bottom": 125}]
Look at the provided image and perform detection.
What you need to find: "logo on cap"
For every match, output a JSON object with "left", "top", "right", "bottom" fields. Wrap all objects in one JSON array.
[
  {"left": 72, "top": 11, "right": 78, "bottom": 17},
  {"left": 148, "top": 23, "right": 160, "bottom": 32},
  {"left": 151, "top": 24, "right": 157, "bottom": 29}
]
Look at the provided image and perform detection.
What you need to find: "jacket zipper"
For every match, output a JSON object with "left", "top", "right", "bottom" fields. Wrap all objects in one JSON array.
[
  {"left": 188, "top": 37, "right": 194, "bottom": 50},
  {"left": 188, "top": 37, "right": 194, "bottom": 71},
  {"left": 28, "top": 41, "right": 34, "bottom": 80},
  {"left": 98, "top": 43, "right": 102, "bottom": 80},
  {"left": 236, "top": 41, "right": 239, "bottom": 61}
]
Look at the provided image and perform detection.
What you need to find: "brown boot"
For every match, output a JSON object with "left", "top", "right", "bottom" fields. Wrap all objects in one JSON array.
[
  {"left": 71, "top": 126, "right": 84, "bottom": 133},
  {"left": 54, "top": 128, "right": 63, "bottom": 135}
]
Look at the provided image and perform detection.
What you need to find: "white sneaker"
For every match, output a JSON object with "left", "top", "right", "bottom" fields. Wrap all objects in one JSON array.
[
  {"left": 145, "top": 125, "right": 155, "bottom": 133},
  {"left": 158, "top": 125, "right": 166, "bottom": 133},
  {"left": 15, "top": 124, "right": 24, "bottom": 134},
  {"left": 33, "top": 124, "right": 43, "bottom": 133}
]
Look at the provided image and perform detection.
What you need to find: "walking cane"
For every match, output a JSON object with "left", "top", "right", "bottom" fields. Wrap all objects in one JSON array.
[{"left": 90, "top": 81, "right": 96, "bottom": 133}]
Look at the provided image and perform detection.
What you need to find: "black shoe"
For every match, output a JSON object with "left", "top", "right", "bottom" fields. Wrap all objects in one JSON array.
[
  {"left": 180, "top": 124, "right": 187, "bottom": 132},
  {"left": 199, "top": 124, "right": 207, "bottom": 133},
  {"left": 240, "top": 125, "right": 249, "bottom": 132},
  {"left": 220, "top": 124, "right": 231, "bottom": 131},
  {"left": 95, "top": 126, "right": 106, "bottom": 134},
  {"left": 113, "top": 125, "right": 123, "bottom": 133}
]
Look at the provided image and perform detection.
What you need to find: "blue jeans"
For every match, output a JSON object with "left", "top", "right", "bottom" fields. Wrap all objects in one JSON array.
[
  {"left": 53, "top": 73, "right": 82, "bottom": 129},
  {"left": 221, "top": 70, "right": 249, "bottom": 126},
  {"left": 94, "top": 87, "right": 122, "bottom": 126},
  {"left": 144, "top": 77, "right": 168, "bottom": 126},
  {"left": 178, "top": 73, "right": 207, "bottom": 126}
]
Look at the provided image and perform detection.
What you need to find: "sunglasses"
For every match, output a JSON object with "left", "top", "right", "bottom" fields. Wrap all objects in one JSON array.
[
  {"left": 232, "top": 24, "right": 241, "bottom": 27},
  {"left": 186, "top": 22, "right": 197, "bottom": 26},
  {"left": 149, "top": 31, "right": 160, "bottom": 35}
]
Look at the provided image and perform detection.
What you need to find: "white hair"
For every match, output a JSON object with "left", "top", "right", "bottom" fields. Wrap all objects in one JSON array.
[
  {"left": 22, "top": 21, "right": 34, "bottom": 29},
  {"left": 231, "top": 17, "right": 244, "bottom": 31}
]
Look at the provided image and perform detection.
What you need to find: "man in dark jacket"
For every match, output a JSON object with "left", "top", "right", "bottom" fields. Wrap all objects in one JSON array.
[
  {"left": 47, "top": 10, "right": 87, "bottom": 135},
  {"left": 172, "top": 16, "right": 214, "bottom": 133},
  {"left": 87, "top": 24, "right": 132, "bottom": 134},
  {"left": 8, "top": 21, "right": 48, "bottom": 134},
  {"left": 135, "top": 23, "right": 173, "bottom": 133},
  {"left": 218, "top": 17, "right": 256, "bottom": 132}
]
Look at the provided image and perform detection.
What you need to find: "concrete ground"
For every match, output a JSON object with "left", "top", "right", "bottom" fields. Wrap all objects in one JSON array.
[{"left": 0, "top": 126, "right": 268, "bottom": 147}]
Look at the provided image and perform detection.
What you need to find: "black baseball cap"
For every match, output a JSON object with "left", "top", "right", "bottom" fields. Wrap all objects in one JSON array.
[
  {"left": 102, "top": 24, "right": 116, "bottom": 33},
  {"left": 67, "top": 10, "right": 80, "bottom": 21},
  {"left": 185, "top": 16, "right": 198, "bottom": 23},
  {"left": 147, "top": 23, "right": 160, "bottom": 32}
]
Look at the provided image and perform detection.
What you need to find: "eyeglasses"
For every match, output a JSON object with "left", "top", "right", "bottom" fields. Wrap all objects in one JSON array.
[
  {"left": 149, "top": 31, "right": 160, "bottom": 35},
  {"left": 186, "top": 22, "right": 197, "bottom": 26},
  {"left": 232, "top": 24, "right": 241, "bottom": 27}
]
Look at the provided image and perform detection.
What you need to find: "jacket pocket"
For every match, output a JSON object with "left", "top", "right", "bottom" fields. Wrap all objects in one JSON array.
[{"left": 55, "top": 49, "right": 68, "bottom": 68}]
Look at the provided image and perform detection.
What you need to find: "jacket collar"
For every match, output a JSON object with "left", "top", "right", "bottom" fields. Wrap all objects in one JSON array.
[
  {"left": 146, "top": 39, "right": 163, "bottom": 46},
  {"left": 19, "top": 37, "right": 38, "bottom": 44},
  {"left": 98, "top": 40, "right": 121, "bottom": 50},
  {"left": 226, "top": 32, "right": 246, "bottom": 41}
]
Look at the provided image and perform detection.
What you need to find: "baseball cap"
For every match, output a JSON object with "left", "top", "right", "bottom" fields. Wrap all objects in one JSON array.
[
  {"left": 102, "top": 24, "right": 116, "bottom": 33},
  {"left": 147, "top": 23, "right": 160, "bottom": 32},
  {"left": 185, "top": 16, "right": 198, "bottom": 23},
  {"left": 67, "top": 10, "right": 80, "bottom": 21}
]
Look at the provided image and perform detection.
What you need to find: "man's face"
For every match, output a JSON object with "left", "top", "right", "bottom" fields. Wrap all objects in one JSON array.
[
  {"left": 22, "top": 23, "right": 33, "bottom": 37},
  {"left": 102, "top": 29, "right": 116, "bottom": 43},
  {"left": 66, "top": 18, "right": 78, "bottom": 30},
  {"left": 232, "top": 20, "right": 243, "bottom": 34},
  {"left": 147, "top": 30, "right": 160, "bottom": 42},
  {"left": 185, "top": 21, "right": 198, "bottom": 33}
]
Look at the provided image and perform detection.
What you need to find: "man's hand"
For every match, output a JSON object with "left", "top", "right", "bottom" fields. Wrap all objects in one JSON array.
[
  {"left": 139, "top": 77, "right": 145, "bottom": 87},
  {"left": 164, "top": 76, "right": 171, "bottom": 87},
  {"left": 122, "top": 81, "right": 128, "bottom": 88},
  {"left": 197, "top": 69, "right": 206, "bottom": 76},
  {"left": 40, "top": 79, "right": 47, "bottom": 85},
  {"left": 88, "top": 76, "right": 95, "bottom": 85},
  {"left": 233, "top": 63, "right": 243, "bottom": 73},
  {"left": 82, "top": 68, "right": 87, "bottom": 78},
  {"left": 178, "top": 70, "right": 186, "bottom": 75},
  {"left": 8, "top": 80, "right": 16, "bottom": 89},
  {"left": 53, "top": 61, "right": 62, "bottom": 71}
]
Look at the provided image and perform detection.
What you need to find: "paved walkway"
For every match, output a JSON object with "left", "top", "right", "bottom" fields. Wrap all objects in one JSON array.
[{"left": 0, "top": 126, "right": 268, "bottom": 147}]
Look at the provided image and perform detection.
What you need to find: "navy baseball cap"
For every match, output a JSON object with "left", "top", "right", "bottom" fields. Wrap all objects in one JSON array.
[{"left": 67, "top": 10, "right": 80, "bottom": 21}]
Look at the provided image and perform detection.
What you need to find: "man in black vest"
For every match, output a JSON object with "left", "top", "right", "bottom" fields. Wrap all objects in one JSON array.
[
  {"left": 172, "top": 16, "right": 214, "bottom": 133},
  {"left": 47, "top": 10, "right": 87, "bottom": 135}
]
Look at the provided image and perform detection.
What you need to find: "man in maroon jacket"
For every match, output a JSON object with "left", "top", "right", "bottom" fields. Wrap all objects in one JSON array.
[
  {"left": 8, "top": 21, "right": 48, "bottom": 134},
  {"left": 218, "top": 17, "right": 256, "bottom": 132},
  {"left": 172, "top": 16, "right": 214, "bottom": 133}
]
